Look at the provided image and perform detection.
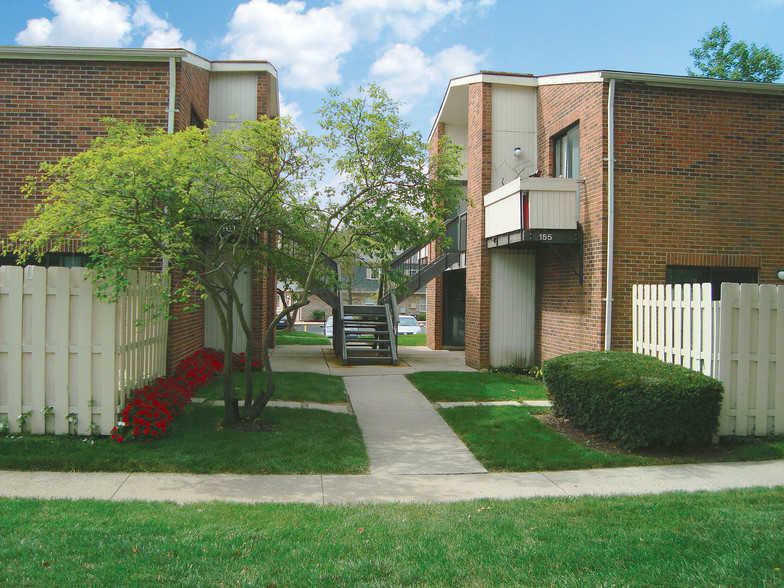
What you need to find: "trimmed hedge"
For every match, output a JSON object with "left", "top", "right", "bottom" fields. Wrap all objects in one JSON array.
[{"left": 542, "top": 351, "right": 723, "bottom": 450}]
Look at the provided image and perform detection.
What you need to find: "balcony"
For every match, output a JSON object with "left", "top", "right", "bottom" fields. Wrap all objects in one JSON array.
[{"left": 484, "top": 177, "right": 580, "bottom": 248}]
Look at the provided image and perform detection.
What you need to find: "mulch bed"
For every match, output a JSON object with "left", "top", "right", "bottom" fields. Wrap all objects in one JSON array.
[{"left": 534, "top": 412, "right": 739, "bottom": 461}]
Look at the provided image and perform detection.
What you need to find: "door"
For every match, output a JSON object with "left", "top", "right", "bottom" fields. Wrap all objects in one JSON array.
[{"left": 442, "top": 269, "right": 466, "bottom": 347}]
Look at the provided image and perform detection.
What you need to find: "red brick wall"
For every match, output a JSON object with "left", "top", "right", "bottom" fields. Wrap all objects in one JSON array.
[
  {"left": 0, "top": 59, "right": 170, "bottom": 242},
  {"left": 610, "top": 82, "right": 784, "bottom": 350},
  {"left": 535, "top": 81, "right": 607, "bottom": 363},
  {"left": 176, "top": 61, "right": 210, "bottom": 131},
  {"left": 464, "top": 82, "right": 493, "bottom": 368}
]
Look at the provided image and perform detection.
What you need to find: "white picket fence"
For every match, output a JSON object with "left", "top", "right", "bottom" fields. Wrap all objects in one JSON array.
[
  {"left": 0, "top": 265, "right": 169, "bottom": 436},
  {"left": 633, "top": 282, "right": 784, "bottom": 436}
]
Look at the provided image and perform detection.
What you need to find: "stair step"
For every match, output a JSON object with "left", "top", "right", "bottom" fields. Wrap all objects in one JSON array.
[{"left": 344, "top": 305, "right": 386, "bottom": 315}]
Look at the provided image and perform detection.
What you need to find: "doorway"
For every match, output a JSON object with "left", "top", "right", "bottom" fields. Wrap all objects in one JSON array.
[{"left": 442, "top": 269, "right": 465, "bottom": 348}]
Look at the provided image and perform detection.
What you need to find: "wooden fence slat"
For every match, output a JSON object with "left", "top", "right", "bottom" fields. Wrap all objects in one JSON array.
[
  {"left": 50, "top": 268, "right": 71, "bottom": 435},
  {"left": 700, "top": 283, "right": 713, "bottom": 377},
  {"left": 755, "top": 285, "right": 772, "bottom": 435},
  {"left": 28, "top": 266, "right": 47, "bottom": 434},
  {"left": 735, "top": 284, "right": 755, "bottom": 436},
  {"left": 1, "top": 267, "right": 24, "bottom": 434},
  {"left": 74, "top": 268, "right": 93, "bottom": 436},
  {"left": 673, "top": 284, "right": 683, "bottom": 367}
]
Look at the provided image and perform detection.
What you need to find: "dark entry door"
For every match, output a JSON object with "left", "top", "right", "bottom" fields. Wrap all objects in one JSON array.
[{"left": 442, "top": 269, "right": 465, "bottom": 347}]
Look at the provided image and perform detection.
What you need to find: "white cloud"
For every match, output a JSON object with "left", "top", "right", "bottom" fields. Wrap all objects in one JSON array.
[
  {"left": 133, "top": 1, "right": 195, "bottom": 51},
  {"left": 223, "top": 0, "right": 492, "bottom": 91},
  {"left": 224, "top": 0, "right": 354, "bottom": 90},
  {"left": 279, "top": 95, "right": 304, "bottom": 129},
  {"left": 15, "top": 0, "right": 194, "bottom": 51},
  {"left": 370, "top": 43, "right": 483, "bottom": 112},
  {"left": 16, "top": 0, "right": 132, "bottom": 46}
]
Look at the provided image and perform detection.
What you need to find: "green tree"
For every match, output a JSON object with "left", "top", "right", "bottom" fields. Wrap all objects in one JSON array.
[
  {"left": 8, "top": 84, "right": 462, "bottom": 425},
  {"left": 688, "top": 23, "right": 783, "bottom": 82}
]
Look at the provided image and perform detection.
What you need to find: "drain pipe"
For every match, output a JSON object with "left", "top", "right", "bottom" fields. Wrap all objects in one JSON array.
[
  {"left": 603, "top": 77, "right": 616, "bottom": 351},
  {"left": 167, "top": 56, "right": 177, "bottom": 135},
  {"left": 162, "top": 56, "right": 177, "bottom": 273}
]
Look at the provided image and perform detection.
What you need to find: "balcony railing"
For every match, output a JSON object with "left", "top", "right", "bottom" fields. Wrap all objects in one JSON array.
[{"left": 484, "top": 177, "right": 580, "bottom": 246}]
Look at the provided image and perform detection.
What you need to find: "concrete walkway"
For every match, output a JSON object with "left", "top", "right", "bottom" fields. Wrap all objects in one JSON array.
[
  {"left": 2, "top": 461, "right": 783, "bottom": 505},
  {"left": 2, "top": 345, "right": 783, "bottom": 505}
]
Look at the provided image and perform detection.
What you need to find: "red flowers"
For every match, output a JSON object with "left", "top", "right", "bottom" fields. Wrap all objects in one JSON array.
[{"left": 110, "top": 348, "right": 257, "bottom": 443}]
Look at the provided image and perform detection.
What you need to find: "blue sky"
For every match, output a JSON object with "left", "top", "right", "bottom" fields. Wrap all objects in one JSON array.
[{"left": 3, "top": 0, "right": 783, "bottom": 137}]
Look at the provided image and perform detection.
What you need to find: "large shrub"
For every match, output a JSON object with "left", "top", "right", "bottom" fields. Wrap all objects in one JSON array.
[{"left": 542, "top": 351, "right": 723, "bottom": 450}]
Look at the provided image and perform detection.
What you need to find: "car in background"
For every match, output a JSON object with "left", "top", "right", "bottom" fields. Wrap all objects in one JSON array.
[
  {"left": 397, "top": 314, "right": 423, "bottom": 335},
  {"left": 322, "top": 315, "right": 333, "bottom": 338}
]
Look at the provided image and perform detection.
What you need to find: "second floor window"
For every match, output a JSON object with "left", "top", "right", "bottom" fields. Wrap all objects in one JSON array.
[{"left": 554, "top": 124, "right": 580, "bottom": 178}]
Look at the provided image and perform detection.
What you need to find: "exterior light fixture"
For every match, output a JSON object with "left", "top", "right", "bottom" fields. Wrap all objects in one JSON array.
[
  {"left": 513, "top": 147, "right": 522, "bottom": 157},
  {"left": 778, "top": 269, "right": 784, "bottom": 281}
]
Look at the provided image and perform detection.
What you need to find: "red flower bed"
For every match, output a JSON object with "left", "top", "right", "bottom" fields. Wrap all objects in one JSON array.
[{"left": 110, "top": 348, "right": 259, "bottom": 443}]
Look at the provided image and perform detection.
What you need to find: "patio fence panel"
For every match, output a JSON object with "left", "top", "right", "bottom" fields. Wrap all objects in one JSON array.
[
  {"left": 0, "top": 265, "right": 169, "bottom": 436},
  {"left": 633, "top": 282, "right": 784, "bottom": 436}
]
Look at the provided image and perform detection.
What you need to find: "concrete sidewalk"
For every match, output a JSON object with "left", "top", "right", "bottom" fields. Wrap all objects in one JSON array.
[
  {"left": 2, "top": 461, "right": 783, "bottom": 505},
  {"left": 2, "top": 345, "right": 783, "bottom": 505}
]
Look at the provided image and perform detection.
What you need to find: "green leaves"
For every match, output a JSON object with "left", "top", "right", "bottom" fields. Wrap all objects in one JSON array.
[{"left": 688, "top": 23, "right": 783, "bottom": 83}]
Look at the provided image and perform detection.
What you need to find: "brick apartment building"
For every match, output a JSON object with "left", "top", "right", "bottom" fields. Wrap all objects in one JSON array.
[
  {"left": 426, "top": 70, "right": 784, "bottom": 370},
  {"left": 0, "top": 46, "right": 280, "bottom": 371}
]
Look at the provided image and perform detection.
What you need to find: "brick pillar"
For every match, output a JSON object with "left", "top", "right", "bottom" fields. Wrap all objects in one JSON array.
[
  {"left": 426, "top": 124, "right": 447, "bottom": 350},
  {"left": 464, "top": 82, "right": 493, "bottom": 369}
]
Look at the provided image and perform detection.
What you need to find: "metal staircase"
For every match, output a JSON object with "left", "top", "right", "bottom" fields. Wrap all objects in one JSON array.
[
  {"left": 378, "top": 212, "right": 466, "bottom": 306},
  {"left": 336, "top": 303, "right": 398, "bottom": 366}
]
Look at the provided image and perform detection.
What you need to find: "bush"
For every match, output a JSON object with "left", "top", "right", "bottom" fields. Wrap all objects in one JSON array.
[
  {"left": 311, "top": 309, "right": 325, "bottom": 321},
  {"left": 416, "top": 313, "right": 426, "bottom": 321},
  {"left": 542, "top": 351, "right": 723, "bottom": 450}
]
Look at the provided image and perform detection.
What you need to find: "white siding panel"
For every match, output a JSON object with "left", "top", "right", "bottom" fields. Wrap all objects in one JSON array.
[
  {"left": 204, "top": 269, "right": 252, "bottom": 352},
  {"left": 490, "top": 250, "right": 535, "bottom": 367},
  {"left": 444, "top": 124, "right": 468, "bottom": 181},
  {"left": 528, "top": 190, "right": 578, "bottom": 229},
  {"left": 491, "top": 85, "right": 537, "bottom": 189},
  {"left": 209, "top": 72, "right": 258, "bottom": 133}
]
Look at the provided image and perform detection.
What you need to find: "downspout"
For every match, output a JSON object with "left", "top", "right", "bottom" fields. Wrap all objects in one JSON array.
[
  {"left": 167, "top": 56, "right": 177, "bottom": 135},
  {"left": 162, "top": 56, "right": 177, "bottom": 272},
  {"left": 603, "top": 77, "right": 616, "bottom": 351}
]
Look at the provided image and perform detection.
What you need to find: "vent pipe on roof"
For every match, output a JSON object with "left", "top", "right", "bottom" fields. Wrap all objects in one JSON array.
[{"left": 603, "top": 77, "right": 616, "bottom": 351}]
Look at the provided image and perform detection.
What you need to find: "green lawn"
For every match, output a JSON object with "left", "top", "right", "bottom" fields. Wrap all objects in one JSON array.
[
  {"left": 2, "top": 488, "right": 783, "bottom": 586},
  {"left": 0, "top": 404, "right": 367, "bottom": 475},
  {"left": 398, "top": 333, "right": 426, "bottom": 346},
  {"left": 196, "top": 370, "right": 347, "bottom": 403},
  {"left": 412, "top": 372, "right": 784, "bottom": 472},
  {"left": 275, "top": 330, "right": 330, "bottom": 345},
  {"left": 439, "top": 405, "right": 651, "bottom": 471},
  {"left": 407, "top": 370, "right": 548, "bottom": 402}
]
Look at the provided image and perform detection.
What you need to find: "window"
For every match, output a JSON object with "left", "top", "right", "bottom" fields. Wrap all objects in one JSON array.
[
  {"left": 666, "top": 266, "right": 758, "bottom": 301},
  {"left": 366, "top": 267, "right": 381, "bottom": 280},
  {"left": 553, "top": 124, "right": 580, "bottom": 178}
]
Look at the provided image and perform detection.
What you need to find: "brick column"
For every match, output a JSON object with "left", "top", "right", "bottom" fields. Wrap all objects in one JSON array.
[{"left": 464, "top": 82, "right": 493, "bottom": 369}]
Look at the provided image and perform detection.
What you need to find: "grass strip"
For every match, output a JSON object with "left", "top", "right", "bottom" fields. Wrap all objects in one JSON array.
[
  {"left": 196, "top": 370, "right": 347, "bottom": 403},
  {"left": 398, "top": 333, "right": 426, "bottom": 346},
  {"left": 0, "top": 404, "right": 367, "bottom": 475},
  {"left": 407, "top": 370, "right": 548, "bottom": 402},
  {"left": 1, "top": 488, "right": 783, "bottom": 587},
  {"left": 275, "top": 330, "right": 330, "bottom": 345},
  {"left": 441, "top": 405, "right": 784, "bottom": 472},
  {"left": 440, "top": 405, "right": 650, "bottom": 471}
]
